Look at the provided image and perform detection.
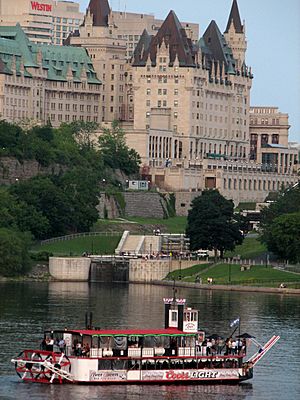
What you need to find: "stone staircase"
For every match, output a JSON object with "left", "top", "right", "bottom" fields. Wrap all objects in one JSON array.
[
  {"left": 116, "top": 232, "right": 190, "bottom": 256},
  {"left": 120, "top": 234, "right": 144, "bottom": 254}
]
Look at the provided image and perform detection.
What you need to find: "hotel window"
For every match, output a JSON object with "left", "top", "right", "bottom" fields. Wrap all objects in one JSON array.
[
  {"left": 147, "top": 77, "right": 151, "bottom": 83},
  {"left": 174, "top": 112, "right": 178, "bottom": 119},
  {"left": 146, "top": 100, "right": 150, "bottom": 107},
  {"left": 174, "top": 89, "right": 178, "bottom": 95},
  {"left": 174, "top": 100, "right": 178, "bottom": 107},
  {"left": 163, "top": 100, "right": 167, "bottom": 107},
  {"left": 146, "top": 112, "right": 150, "bottom": 118},
  {"left": 158, "top": 88, "right": 162, "bottom": 95}
]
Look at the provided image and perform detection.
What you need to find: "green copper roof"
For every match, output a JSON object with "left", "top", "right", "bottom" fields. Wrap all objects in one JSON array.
[{"left": 0, "top": 24, "right": 101, "bottom": 84}]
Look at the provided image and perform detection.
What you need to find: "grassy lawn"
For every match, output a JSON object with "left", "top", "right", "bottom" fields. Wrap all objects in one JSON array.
[
  {"left": 31, "top": 235, "right": 121, "bottom": 256},
  {"left": 126, "top": 216, "right": 187, "bottom": 233},
  {"left": 91, "top": 216, "right": 187, "bottom": 234},
  {"left": 225, "top": 237, "right": 267, "bottom": 259},
  {"left": 166, "top": 264, "right": 212, "bottom": 280},
  {"left": 181, "top": 263, "right": 300, "bottom": 286}
]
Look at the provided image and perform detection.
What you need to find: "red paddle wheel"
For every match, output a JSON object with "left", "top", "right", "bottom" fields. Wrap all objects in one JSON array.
[{"left": 14, "top": 350, "right": 72, "bottom": 384}]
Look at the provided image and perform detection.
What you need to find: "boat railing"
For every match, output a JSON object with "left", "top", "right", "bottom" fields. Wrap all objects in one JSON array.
[{"left": 65, "top": 345, "right": 245, "bottom": 361}]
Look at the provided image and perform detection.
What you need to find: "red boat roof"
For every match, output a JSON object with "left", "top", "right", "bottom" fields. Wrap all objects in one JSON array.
[{"left": 67, "top": 328, "right": 195, "bottom": 337}]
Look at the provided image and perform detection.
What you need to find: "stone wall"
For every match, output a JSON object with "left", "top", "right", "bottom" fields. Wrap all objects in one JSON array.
[
  {"left": 0, "top": 157, "right": 64, "bottom": 184},
  {"left": 129, "top": 259, "right": 206, "bottom": 283},
  {"left": 97, "top": 192, "right": 121, "bottom": 219},
  {"left": 175, "top": 191, "right": 201, "bottom": 216},
  {"left": 49, "top": 257, "right": 91, "bottom": 281},
  {"left": 124, "top": 192, "right": 166, "bottom": 218}
]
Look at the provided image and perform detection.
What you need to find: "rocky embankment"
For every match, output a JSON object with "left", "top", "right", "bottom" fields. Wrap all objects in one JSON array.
[{"left": 0, "top": 263, "right": 51, "bottom": 282}]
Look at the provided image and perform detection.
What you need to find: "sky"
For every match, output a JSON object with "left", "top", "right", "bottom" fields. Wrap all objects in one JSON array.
[{"left": 79, "top": 0, "right": 300, "bottom": 142}]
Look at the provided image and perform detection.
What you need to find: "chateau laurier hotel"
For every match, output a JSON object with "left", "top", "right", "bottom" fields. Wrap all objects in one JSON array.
[{"left": 0, "top": 0, "right": 298, "bottom": 207}]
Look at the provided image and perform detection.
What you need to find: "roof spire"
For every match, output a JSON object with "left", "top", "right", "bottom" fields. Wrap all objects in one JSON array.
[
  {"left": 225, "top": 0, "right": 243, "bottom": 34},
  {"left": 87, "top": 0, "right": 110, "bottom": 27}
]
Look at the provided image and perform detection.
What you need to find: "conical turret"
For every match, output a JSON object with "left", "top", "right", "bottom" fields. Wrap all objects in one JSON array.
[
  {"left": 87, "top": 0, "right": 110, "bottom": 27},
  {"left": 224, "top": 0, "right": 247, "bottom": 65},
  {"left": 225, "top": 0, "right": 244, "bottom": 34}
]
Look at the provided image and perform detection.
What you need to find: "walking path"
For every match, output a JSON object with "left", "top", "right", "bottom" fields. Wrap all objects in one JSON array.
[{"left": 152, "top": 280, "right": 300, "bottom": 295}]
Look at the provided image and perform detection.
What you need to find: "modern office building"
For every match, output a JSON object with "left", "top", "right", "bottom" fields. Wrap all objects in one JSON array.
[
  {"left": 0, "top": 0, "right": 84, "bottom": 44},
  {"left": 0, "top": 24, "right": 101, "bottom": 127}
]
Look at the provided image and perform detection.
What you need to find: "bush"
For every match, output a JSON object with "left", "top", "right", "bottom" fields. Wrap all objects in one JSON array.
[
  {"left": 30, "top": 251, "right": 53, "bottom": 262},
  {"left": 0, "top": 228, "right": 32, "bottom": 276}
]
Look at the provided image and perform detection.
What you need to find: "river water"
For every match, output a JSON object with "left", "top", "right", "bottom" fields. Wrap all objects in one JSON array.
[{"left": 0, "top": 282, "right": 299, "bottom": 400}]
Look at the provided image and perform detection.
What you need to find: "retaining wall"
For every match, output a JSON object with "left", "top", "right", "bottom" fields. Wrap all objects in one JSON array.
[
  {"left": 49, "top": 257, "right": 91, "bottom": 281},
  {"left": 129, "top": 259, "right": 204, "bottom": 283}
]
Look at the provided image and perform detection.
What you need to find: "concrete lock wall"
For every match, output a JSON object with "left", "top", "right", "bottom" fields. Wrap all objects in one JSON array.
[
  {"left": 49, "top": 257, "right": 91, "bottom": 281},
  {"left": 129, "top": 259, "right": 203, "bottom": 283}
]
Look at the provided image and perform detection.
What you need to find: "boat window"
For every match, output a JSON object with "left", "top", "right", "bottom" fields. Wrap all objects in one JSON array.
[
  {"left": 113, "top": 336, "right": 127, "bottom": 350},
  {"left": 99, "top": 336, "right": 114, "bottom": 348},
  {"left": 112, "top": 359, "right": 128, "bottom": 370},
  {"left": 171, "top": 311, "right": 178, "bottom": 321},
  {"left": 98, "top": 359, "right": 112, "bottom": 370},
  {"left": 155, "top": 359, "right": 170, "bottom": 370}
]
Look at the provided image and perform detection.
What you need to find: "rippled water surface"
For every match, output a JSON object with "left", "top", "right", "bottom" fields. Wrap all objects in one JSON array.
[{"left": 0, "top": 282, "right": 299, "bottom": 399}]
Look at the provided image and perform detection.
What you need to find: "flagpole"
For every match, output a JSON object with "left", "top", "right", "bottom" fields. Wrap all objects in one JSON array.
[{"left": 238, "top": 316, "right": 241, "bottom": 352}]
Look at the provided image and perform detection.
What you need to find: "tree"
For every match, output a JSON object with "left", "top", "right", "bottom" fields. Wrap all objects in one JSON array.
[
  {"left": 186, "top": 190, "right": 243, "bottom": 258},
  {"left": 98, "top": 121, "right": 141, "bottom": 175},
  {"left": 261, "top": 185, "right": 300, "bottom": 227},
  {"left": 263, "top": 212, "right": 300, "bottom": 263},
  {"left": 0, "top": 187, "right": 49, "bottom": 238},
  {"left": 55, "top": 167, "right": 101, "bottom": 233},
  {"left": 10, "top": 176, "right": 70, "bottom": 239},
  {"left": 260, "top": 186, "right": 300, "bottom": 262},
  {"left": 67, "top": 120, "right": 99, "bottom": 150},
  {"left": 0, "top": 228, "right": 31, "bottom": 276}
]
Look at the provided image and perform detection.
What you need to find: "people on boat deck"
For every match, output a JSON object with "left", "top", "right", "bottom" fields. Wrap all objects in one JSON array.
[
  {"left": 82, "top": 343, "right": 90, "bottom": 357},
  {"left": 40, "top": 337, "right": 47, "bottom": 351},
  {"left": 58, "top": 339, "right": 65, "bottom": 353},
  {"left": 75, "top": 342, "right": 82, "bottom": 356}
]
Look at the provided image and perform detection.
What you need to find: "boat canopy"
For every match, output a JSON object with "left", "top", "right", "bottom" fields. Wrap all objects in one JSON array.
[{"left": 51, "top": 328, "right": 197, "bottom": 337}]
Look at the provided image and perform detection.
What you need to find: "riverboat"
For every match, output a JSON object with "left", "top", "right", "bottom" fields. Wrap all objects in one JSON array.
[{"left": 11, "top": 297, "right": 279, "bottom": 384}]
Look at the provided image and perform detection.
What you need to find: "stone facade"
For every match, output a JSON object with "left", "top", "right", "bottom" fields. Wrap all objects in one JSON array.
[
  {"left": 0, "top": 24, "right": 101, "bottom": 127},
  {"left": 66, "top": 0, "right": 127, "bottom": 123},
  {"left": 249, "top": 106, "right": 298, "bottom": 173}
]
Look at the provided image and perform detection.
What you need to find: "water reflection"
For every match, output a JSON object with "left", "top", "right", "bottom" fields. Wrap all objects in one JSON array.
[
  {"left": 0, "top": 377, "right": 253, "bottom": 400},
  {"left": 48, "top": 281, "right": 90, "bottom": 299}
]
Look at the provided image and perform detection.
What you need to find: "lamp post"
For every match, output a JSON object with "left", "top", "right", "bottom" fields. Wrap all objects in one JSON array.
[
  {"left": 228, "top": 263, "right": 231, "bottom": 283},
  {"left": 179, "top": 255, "right": 182, "bottom": 280}
]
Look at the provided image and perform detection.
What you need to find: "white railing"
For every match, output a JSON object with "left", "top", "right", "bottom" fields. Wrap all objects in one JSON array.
[{"left": 41, "top": 231, "right": 122, "bottom": 245}]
